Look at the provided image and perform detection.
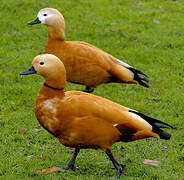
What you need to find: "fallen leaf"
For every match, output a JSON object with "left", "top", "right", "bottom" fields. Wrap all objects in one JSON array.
[
  {"left": 18, "top": 128, "right": 27, "bottom": 133},
  {"left": 136, "top": 2, "right": 142, "bottom": 7},
  {"left": 110, "top": 29, "right": 121, "bottom": 33},
  {"left": 33, "top": 128, "right": 40, "bottom": 132},
  {"left": 35, "top": 166, "right": 60, "bottom": 175},
  {"left": 143, "top": 159, "right": 160, "bottom": 166}
]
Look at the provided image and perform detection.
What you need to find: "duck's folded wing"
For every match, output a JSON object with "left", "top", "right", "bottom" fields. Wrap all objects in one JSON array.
[{"left": 65, "top": 92, "right": 153, "bottom": 132}]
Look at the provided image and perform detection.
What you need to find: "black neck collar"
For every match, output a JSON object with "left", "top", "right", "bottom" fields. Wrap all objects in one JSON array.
[{"left": 44, "top": 83, "right": 63, "bottom": 91}]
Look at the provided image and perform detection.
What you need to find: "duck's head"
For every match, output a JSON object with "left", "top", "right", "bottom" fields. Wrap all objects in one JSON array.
[
  {"left": 20, "top": 54, "right": 66, "bottom": 90},
  {"left": 29, "top": 8, "right": 65, "bottom": 28},
  {"left": 29, "top": 8, "right": 66, "bottom": 40}
]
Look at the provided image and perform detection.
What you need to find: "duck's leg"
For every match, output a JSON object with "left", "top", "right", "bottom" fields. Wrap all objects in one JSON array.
[
  {"left": 36, "top": 148, "right": 80, "bottom": 174},
  {"left": 60, "top": 148, "right": 80, "bottom": 171},
  {"left": 105, "top": 149, "right": 125, "bottom": 178},
  {"left": 78, "top": 86, "right": 94, "bottom": 93},
  {"left": 85, "top": 86, "right": 94, "bottom": 93}
]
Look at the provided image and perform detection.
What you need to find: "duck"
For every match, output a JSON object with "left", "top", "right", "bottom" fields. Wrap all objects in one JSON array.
[
  {"left": 20, "top": 54, "right": 173, "bottom": 177},
  {"left": 28, "top": 8, "right": 149, "bottom": 93}
]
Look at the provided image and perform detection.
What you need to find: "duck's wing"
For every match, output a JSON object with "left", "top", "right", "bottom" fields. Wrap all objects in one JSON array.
[
  {"left": 70, "top": 41, "right": 149, "bottom": 87},
  {"left": 65, "top": 92, "right": 173, "bottom": 136}
]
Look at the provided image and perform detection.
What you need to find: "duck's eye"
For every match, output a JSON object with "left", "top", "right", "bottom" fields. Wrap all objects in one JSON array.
[
  {"left": 40, "top": 62, "right": 44, "bottom": 65},
  {"left": 43, "top": 14, "right": 47, "bottom": 16}
]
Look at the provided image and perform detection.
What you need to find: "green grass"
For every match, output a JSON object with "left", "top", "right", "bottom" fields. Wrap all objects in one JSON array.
[{"left": 0, "top": 0, "right": 184, "bottom": 179}]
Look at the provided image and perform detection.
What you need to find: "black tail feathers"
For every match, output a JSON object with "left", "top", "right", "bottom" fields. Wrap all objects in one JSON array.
[
  {"left": 129, "top": 110, "right": 175, "bottom": 140},
  {"left": 152, "top": 127, "right": 171, "bottom": 140},
  {"left": 127, "top": 67, "right": 149, "bottom": 88}
]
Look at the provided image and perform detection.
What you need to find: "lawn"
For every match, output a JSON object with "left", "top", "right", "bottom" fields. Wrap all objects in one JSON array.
[{"left": 0, "top": 0, "right": 184, "bottom": 179}]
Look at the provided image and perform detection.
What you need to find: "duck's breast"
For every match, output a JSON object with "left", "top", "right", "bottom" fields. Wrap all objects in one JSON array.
[{"left": 35, "top": 97, "right": 66, "bottom": 137}]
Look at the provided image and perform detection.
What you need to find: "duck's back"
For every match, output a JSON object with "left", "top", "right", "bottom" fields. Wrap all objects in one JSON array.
[{"left": 46, "top": 40, "right": 124, "bottom": 88}]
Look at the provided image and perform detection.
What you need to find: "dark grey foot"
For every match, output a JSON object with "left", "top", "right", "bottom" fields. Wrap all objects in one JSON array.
[
  {"left": 77, "top": 89, "right": 93, "bottom": 93},
  {"left": 106, "top": 149, "right": 125, "bottom": 178},
  {"left": 115, "top": 164, "right": 125, "bottom": 178},
  {"left": 80, "top": 89, "right": 94, "bottom": 93},
  {"left": 78, "top": 86, "right": 94, "bottom": 93},
  {"left": 50, "top": 148, "right": 80, "bottom": 173}
]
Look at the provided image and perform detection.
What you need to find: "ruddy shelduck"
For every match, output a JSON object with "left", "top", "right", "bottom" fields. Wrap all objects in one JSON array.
[
  {"left": 20, "top": 54, "right": 173, "bottom": 177},
  {"left": 28, "top": 8, "right": 149, "bottom": 93}
]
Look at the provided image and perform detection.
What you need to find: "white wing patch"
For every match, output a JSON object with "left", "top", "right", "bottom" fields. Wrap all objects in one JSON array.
[
  {"left": 110, "top": 56, "right": 132, "bottom": 68},
  {"left": 129, "top": 111, "right": 152, "bottom": 130},
  {"left": 113, "top": 124, "right": 118, "bottom": 127},
  {"left": 126, "top": 107, "right": 138, "bottom": 112}
]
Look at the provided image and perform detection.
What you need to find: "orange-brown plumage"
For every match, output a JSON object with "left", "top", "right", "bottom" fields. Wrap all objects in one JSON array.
[
  {"left": 29, "top": 8, "right": 149, "bottom": 92},
  {"left": 20, "top": 54, "right": 173, "bottom": 177},
  {"left": 35, "top": 88, "right": 157, "bottom": 150}
]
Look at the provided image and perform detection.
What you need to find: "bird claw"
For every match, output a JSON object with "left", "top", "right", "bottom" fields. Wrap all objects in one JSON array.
[
  {"left": 115, "top": 164, "right": 126, "bottom": 178},
  {"left": 59, "top": 165, "right": 75, "bottom": 171}
]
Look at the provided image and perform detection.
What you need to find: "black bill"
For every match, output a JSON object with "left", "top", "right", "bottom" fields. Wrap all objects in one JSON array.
[
  {"left": 20, "top": 66, "right": 37, "bottom": 75},
  {"left": 28, "top": 17, "right": 41, "bottom": 25}
]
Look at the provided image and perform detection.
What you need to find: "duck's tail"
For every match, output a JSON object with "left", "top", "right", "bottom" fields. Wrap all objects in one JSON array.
[
  {"left": 128, "top": 110, "right": 174, "bottom": 140},
  {"left": 110, "top": 56, "right": 149, "bottom": 88},
  {"left": 126, "top": 67, "right": 149, "bottom": 88}
]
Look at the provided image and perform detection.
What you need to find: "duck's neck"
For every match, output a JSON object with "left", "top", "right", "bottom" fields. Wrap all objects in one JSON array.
[
  {"left": 45, "top": 76, "right": 65, "bottom": 90},
  {"left": 48, "top": 26, "right": 66, "bottom": 41},
  {"left": 38, "top": 75, "right": 66, "bottom": 97},
  {"left": 38, "top": 84, "right": 65, "bottom": 100},
  {"left": 43, "top": 82, "right": 63, "bottom": 91}
]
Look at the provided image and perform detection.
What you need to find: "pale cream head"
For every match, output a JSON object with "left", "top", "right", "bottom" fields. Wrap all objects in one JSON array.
[
  {"left": 32, "top": 54, "right": 66, "bottom": 89},
  {"left": 37, "top": 8, "right": 65, "bottom": 28}
]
